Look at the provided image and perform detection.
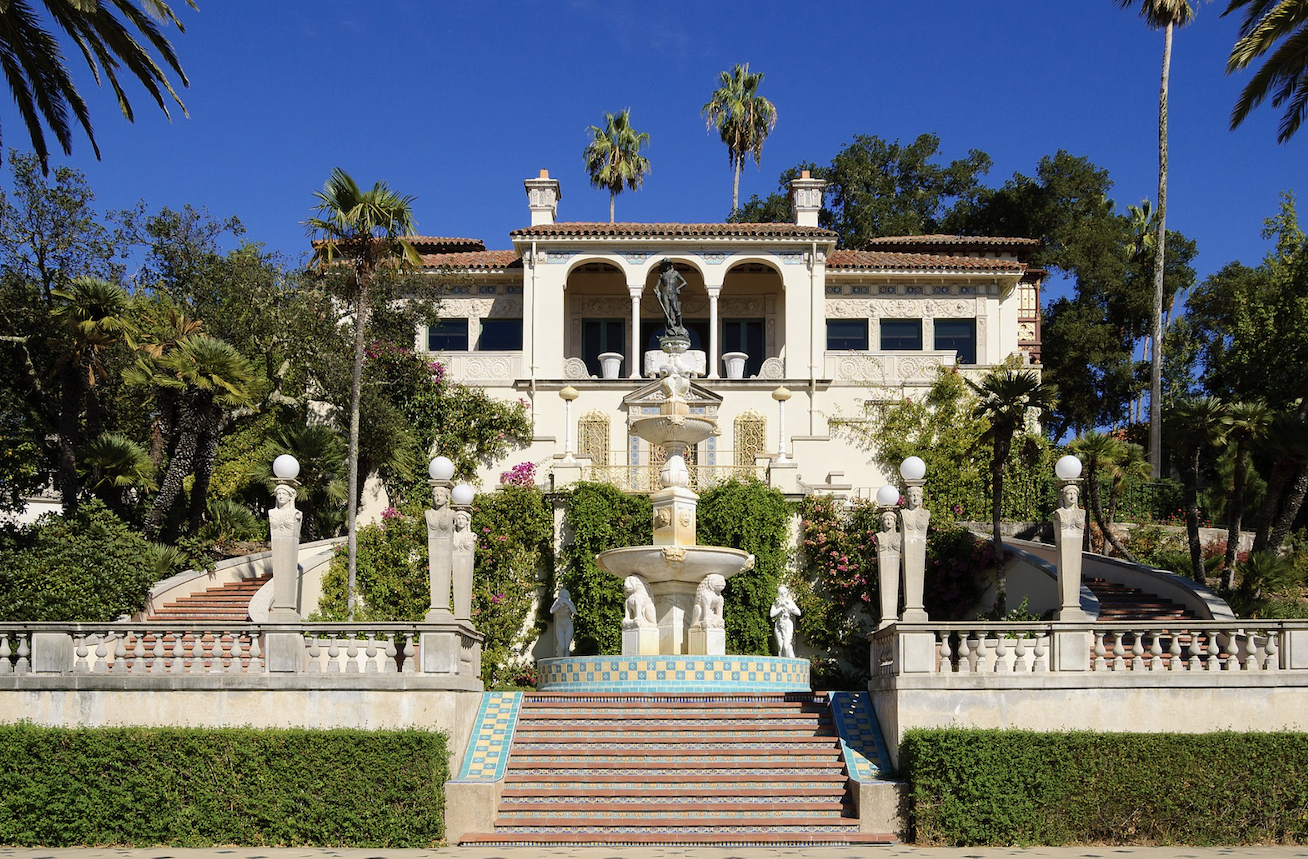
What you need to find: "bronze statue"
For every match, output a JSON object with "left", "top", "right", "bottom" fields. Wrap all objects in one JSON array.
[{"left": 654, "top": 259, "right": 688, "bottom": 339}]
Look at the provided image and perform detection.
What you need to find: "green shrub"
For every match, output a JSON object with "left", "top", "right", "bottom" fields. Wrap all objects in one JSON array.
[
  {"left": 0, "top": 499, "right": 161, "bottom": 621},
  {"left": 904, "top": 728, "right": 1308, "bottom": 845},
  {"left": 794, "top": 494, "right": 878, "bottom": 677},
  {"left": 0, "top": 724, "right": 447, "bottom": 846}
]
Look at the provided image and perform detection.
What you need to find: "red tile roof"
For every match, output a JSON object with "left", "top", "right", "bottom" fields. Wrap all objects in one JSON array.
[
  {"left": 827, "top": 249, "right": 1026, "bottom": 273},
  {"left": 420, "top": 250, "right": 522, "bottom": 270},
  {"left": 862, "top": 235, "right": 1039, "bottom": 256},
  {"left": 510, "top": 222, "right": 838, "bottom": 240},
  {"left": 404, "top": 236, "right": 486, "bottom": 253}
]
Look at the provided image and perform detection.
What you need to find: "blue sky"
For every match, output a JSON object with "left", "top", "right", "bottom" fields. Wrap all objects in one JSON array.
[{"left": 25, "top": 1, "right": 1306, "bottom": 296}]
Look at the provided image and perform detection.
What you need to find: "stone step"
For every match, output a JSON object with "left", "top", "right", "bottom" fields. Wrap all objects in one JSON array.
[
  {"left": 459, "top": 830, "right": 895, "bottom": 846},
  {"left": 513, "top": 730, "right": 837, "bottom": 743},
  {"left": 503, "top": 786, "right": 847, "bottom": 799},
  {"left": 508, "top": 749, "right": 843, "bottom": 765},
  {"left": 483, "top": 818, "right": 864, "bottom": 833},
  {"left": 506, "top": 771, "right": 847, "bottom": 784},
  {"left": 498, "top": 803, "right": 848, "bottom": 818}
]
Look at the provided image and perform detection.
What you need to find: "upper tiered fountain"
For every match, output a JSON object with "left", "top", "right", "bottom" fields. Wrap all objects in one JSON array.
[{"left": 596, "top": 260, "right": 755, "bottom": 656}]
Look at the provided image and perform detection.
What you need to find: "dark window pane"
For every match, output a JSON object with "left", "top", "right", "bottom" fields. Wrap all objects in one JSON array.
[
  {"left": 934, "top": 318, "right": 976, "bottom": 364},
  {"left": 722, "top": 318, "right": 765, "bottom": 377},
  {"left": 583, "top": 318, "right": 625, "bottom": 377},
  {"left": 880, "top": 318, "right": 922, "bottom": 351},
  {"left": 826, "top": 319, "right": 868, "bottom": 350},
  {"left": 478, "top": 318, "right": 522, "bottom": 351},
  {"left": 642, "top": 319, "right": 709, "bottom": 352},
  {"left": 428, "top": 318, "right": 469, "bottom": 351}
]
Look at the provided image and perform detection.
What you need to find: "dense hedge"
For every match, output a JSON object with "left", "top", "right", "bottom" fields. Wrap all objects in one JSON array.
[
  {"left": 903, "top": 728, "right": 1308, "bottom": 845},
  {"left": 0, "top": 725, "right": 447, "bottom": 846}
]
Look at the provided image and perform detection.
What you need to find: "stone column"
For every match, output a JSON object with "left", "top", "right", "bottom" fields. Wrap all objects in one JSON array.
[
  {"left": 707, "top": 287, "right": 721, "bottom": 379},
  {"left": 875, "top": 508, "right": 902, "bottom": 629},
  {"left": 899, "top": 481, "right": 930, "bottom": 622},
  {"left": 425, "top": 482, "right": 454, "bottom": 621},
  {"left": 629, "top": 287, "right": 643, "bottom": 378},
  {"left": 268, "top": 480, "right": 302, "bottom": 622},
  {"left": 452, "top": 506, "right": 475, "bottom": 622},
  {"left": 1054, "top": 479, "right": 1089, "bottom": 621}
]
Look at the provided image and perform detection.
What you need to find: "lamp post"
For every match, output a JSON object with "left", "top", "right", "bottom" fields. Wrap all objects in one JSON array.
[
  {"left": 425, "top": 456, "right": 456, "bottom": 621},
  {"left": 772, "top": 386, "right": 792, "bottom": 462},
  {"left": 899, "top": 456, "right": 930, "bottom": 622},
  {"left": 875, "top": 483, "right": 902, "bottom": 629},
  {"left": 560, "top": 386, "right": 579, "bottom": 462},
  {"left": 268, "top": 454, "right": 302, "bottom": 623},
  {"left": 1053, "top": 455, "right": 1088, "bottom": 621}
]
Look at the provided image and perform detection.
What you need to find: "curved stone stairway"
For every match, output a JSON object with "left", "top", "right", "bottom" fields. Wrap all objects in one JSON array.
[
  {"left": 146, "top": 574, "right": 271, "bottom": 622},
  {"left": 1084, "top": 577, "right": 1196, "bottom": 621},
  {"left": 458, "top": 692, "right": 895, "bottom": 847}
]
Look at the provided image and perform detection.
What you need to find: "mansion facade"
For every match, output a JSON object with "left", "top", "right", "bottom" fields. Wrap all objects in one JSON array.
[{"left": 412, "top": 170, "right": 1043, "bottom": 496}]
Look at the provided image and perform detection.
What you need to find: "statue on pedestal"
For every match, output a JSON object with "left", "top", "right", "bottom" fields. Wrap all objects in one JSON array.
[
  {"left": 770, "top": 583, "right": 802, "bottom": 658},
  {"left": 425, "top": 484, "right": 454, "bottom": 620},
  {"left": 550, "top": 588, "right": 576, "bottom": 657},
  {"left": 451, "top": 508, "right": 475, "bottom": 621},
  {"left": 876, "top": 508, "right": 902, "bottom": 629},
  {"left": 622, "top": 575, "right": 657, "bottom": 629},
  {"left": 654, "top": 258, "right": 688, "bottom": 339},
  {"left": 1054, "top": 481, "right": 1087, "bottom": 620},
  {"left": 690, "top": 574, "right": 726, "bottom": 629},
  {"left": 268, "top": 482, "right": 302, "bottom": 621},
  {"left": 900, "top": 482, "right": 930, "bottom": 622}
]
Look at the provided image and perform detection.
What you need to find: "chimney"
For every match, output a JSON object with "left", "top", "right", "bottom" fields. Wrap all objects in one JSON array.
[
  {"left": 789, "top": 169, "right": 826, "bottom": 228},
  {"left": 525, "top": 169, "right": 561, "bottom": 226}
]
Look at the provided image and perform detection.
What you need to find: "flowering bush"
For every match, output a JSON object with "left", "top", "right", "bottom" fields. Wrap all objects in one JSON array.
[
  {"left": 924, "top": 527, "right": 1005, "bottom": 620},
  {"left": 794, "top": 495, "right": 880, "bottom": 677},
  {"left": 499, "top": 461, "right": 537, "bottom": 487}
]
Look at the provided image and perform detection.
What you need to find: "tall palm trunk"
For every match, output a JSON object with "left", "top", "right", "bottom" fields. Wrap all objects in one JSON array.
[
  {"left": 609, "top": 192, "right": 615, "bottom": 224},
  {"left": 145, "top": 396, "right": 204, "bottom": 538},
  {"left": 56, "top": 364, "right": 83, "bottom": 512},
  {"left": 1269, "top": 463, "right": 1308, "bottom": 553},
  {"left": 1253, "top": 462, "right": 1290, "bottom": 552},
  {"left": 1182, "top": 445, "right": 1204, "bottom": 581},
  {"left": 187, "top": 418, "right": 221, "bottom": 534},
  {"left": 1088, "top": 468, "right": 1137, "bottom": 561},
  {"left": 1149, "top": 22, "right": 1173, "bottom": 480},
  {"left": 732, "top": 159, "right": 741, "bottom": 214},
  {"left": 1222, "top": 440, "right": 1252, "bottom": 586},
  {"left": 990, "top": 437, "right": 1009, "bottom": 614},
  {"left": 346, "top": 275, "right": 372, "bottom": 620}
]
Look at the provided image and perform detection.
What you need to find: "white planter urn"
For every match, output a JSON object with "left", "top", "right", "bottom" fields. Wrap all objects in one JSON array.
[
  {"left": 722, "top": 352, "right": 748, "bottom": 379},
  {"left": 598, "top": 352, "right": 624, "bottom": 379}
]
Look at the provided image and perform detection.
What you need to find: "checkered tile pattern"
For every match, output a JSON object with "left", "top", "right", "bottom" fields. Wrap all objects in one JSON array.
[
  {"left": 536, "top": 655, "right": 809, "bottom": 692},
  {"left": 453, "top": 690, "right": 522, "bottom": 782},
  {"left": 829, "top": 691, "right": 888, "bottom": 781}
]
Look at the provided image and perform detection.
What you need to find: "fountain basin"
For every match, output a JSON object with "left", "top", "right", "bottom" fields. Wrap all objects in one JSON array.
[
  {"left": 597, "top": 544, "right": 753, "bottom": 585},
  {"left": 629, "top": 414, "right": 719, "bottom": 449}
]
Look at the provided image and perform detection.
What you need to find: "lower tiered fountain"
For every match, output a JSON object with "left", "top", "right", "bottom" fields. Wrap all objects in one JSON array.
[{"left": 537, "top": 324, "right": 809, "bottom": 693}]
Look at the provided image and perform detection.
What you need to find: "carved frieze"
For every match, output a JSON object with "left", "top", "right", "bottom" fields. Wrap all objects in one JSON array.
[{"left": 825, "top": 297, "right": 978, "bottom": 319}]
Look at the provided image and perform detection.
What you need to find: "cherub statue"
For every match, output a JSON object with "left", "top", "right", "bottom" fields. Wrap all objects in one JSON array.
[
  {"left": 770, "top": 583, "right": 802, "bottom": 658},
  {"left": 622, "top": 575, "right": 657, "bottom": 629},
  {"left": 690, "top": 574, "right": 726, "bottom": 629},
  {"left": 550, "top": 588, "right": 576, "bottom": 656}
]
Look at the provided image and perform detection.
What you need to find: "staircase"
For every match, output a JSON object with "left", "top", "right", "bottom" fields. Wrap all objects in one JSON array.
[
  {"left": 459, "top": 692, "right": 893, "bottom": 847},
  {"left": 146, "top": 574, "right": 271, "bottom": 623},
  {"left": 1084, "top": 577, "right": 1196, "bottom": 621}
]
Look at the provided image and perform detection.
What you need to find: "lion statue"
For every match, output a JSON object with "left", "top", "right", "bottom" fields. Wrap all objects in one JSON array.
[
  {"left": 622, "top": 575, "right": 657, "bottom": 629},
  {"left": 689, "top": 573, "right": 726, "bottom": 629}
]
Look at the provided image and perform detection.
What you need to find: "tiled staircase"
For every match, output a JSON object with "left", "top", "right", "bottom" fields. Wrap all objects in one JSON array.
[
  {"left": 1084, "top": 577, "right": 1196, "bottom": 620},
  {"left": 460, "top": 692, "right": 893, "bottom": 846},
  {"left": 146, "top": 574, "right": 271, "bottom": 623}
]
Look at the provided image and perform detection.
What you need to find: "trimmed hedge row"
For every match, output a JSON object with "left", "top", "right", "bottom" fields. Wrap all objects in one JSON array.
[
  {"left": 903, "top": 728, "right": 1308, "bottom": 846},
  {"left": 0, "top": 724, "right": 448, "bottom": 847}
]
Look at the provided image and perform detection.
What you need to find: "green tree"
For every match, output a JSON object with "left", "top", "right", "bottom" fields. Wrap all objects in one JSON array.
[
  {"left": 702, "top": 63, "right": 777, "bottom": 215},
  {"left": 78, "top": 431, "right": 156, "bottom": 515},
  {"left": 0, "top": 1, "right": 192, "bottom": 171},
  {"left": 1070, "top": 430, "right": 1138, "bottom": 560},
  {"left": 1221, "top": 399, "right": 1274, "bottom": 582},
  {"left": 1225, "top": 0, "right": 1308, "bottom": 141},
  {"left": 306, "top": 167, "right": 419, "bottom": 619},
  {"left": 582, "top": 109, "right": 650, "bottom": 223},
  {"left": 1114, "top": 0, "right": 1203, "bottom": 479},
  {"left": 1165, "top": 396, "right": 1230, "bottom": 580},
  {"left": 967, "top": 369, "right": 1059, "bottom": 583}
]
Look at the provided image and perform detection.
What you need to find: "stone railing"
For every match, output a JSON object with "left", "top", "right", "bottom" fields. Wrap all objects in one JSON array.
[
  {"left": 871, "top": 620, "right": 1302, "bottom": 676},
  {"left": 582, "top": 458, "right": 765, "bottom": 493},
  {"left": 0, "top": 621, "right": 481, "bottom": 681}
]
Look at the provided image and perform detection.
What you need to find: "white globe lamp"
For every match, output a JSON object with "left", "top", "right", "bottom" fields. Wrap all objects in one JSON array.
[
  {"left": 272, "top": 454, "right": 300, "bottom": 481},
  {"left": 451, "top": 483, "right": 476, "bottom": 507},
  {"left": 429, "top": 456, "right": 455, "bottom": 482},
  {"left": 1055, "top": 455, "right": 1083, "bottom": 481},
  {"left": 875, "top": 484, "right": 900, "bottom": 507},
  {"left": 900, "top": 456, "right": 926, "bottom": 482}
]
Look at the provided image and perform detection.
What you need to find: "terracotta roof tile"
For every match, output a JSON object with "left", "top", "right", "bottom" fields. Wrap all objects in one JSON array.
[
  {"left": 510, "top": 222, "right": 838, "bottom": 240},
  {"left": 420, "top": 250, "right": 522, "bottom": 270},
  {"left": 405, "top": 236, "right": 486, "bottom": 253},
  {"left": 863, "top": 234, "right": 1039, "bottom": 250},
  {"left": 827, "top": 249, "right": 1026, "bottom": 273}
]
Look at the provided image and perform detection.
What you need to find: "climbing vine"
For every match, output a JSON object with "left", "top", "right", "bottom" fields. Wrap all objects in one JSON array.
[{"left": 559, "top": 482, "right": 652, "bottom": 655}]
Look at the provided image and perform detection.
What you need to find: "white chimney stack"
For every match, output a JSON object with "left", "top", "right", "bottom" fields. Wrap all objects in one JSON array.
[
  {"left": 525, "top": 169, "right": 561, "bottom": 226},
  {"left": 789, "top": 169, "right": 825, "bottom": 227}
]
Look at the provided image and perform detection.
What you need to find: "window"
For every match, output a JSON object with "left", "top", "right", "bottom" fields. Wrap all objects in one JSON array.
[
  {"left": 428, "top": 318, "right": 469, "bottom": 351},
  {"left": 826, "top": 319, "right": 868, "bottom": 350},
  {"left": 582, "top": 318, "right": 625, "bottom": 377},
  {"left": 934, "top": 318, "right": 976, "bottom": 364},
  {"left": 478, "top": 318, "right": 522, "bottom": 351},
  {"left": 641, "top": 319, "right": 710, "bottom": 352},
  {"left": 880, "top": 318, "right": 922, "bottom": 351},
  {"left": 722, "top": 318, "right": 764, "bottom": 377}
]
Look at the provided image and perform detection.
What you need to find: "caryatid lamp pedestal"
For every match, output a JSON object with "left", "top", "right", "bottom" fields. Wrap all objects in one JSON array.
[
  {"left": 899, "top": 479, "right": 930, "bottom": 623},
  {"left": 424, "top": 478, "right": 454, "bottom": 622},
  {"left": 1054, "top": 473, "right": 1089, "bottom": 622},
  {"left": 268, "top": 478, "right": 302, "bottom": 623}
]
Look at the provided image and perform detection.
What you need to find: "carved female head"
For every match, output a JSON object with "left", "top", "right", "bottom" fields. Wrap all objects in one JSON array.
[
  {"left": 453, "top": 509, "right": 471, "bottom": 530},
  {"left": 274, "top": 484, "right": 295, "bottom": 508}
]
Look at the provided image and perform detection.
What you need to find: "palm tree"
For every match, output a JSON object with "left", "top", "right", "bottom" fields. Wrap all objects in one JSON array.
[
  {"left": 1165, "top": 396, "right": 1230, "bottom": 581},
  {"left": 1106, "top": 441, "right": 1152, "bottom": 527},
  {"left": 306, "top": 167, "right": 419, "bottom": 619},
  {"left": 0, "top": 0, "right": 193, "bottom": 172},
  {"left": 49, "top": 276, "right": 135, "bottom": 510},
  {"left": 582, "top": 109, "right": 650, "bottom": 223},
  {"left": 1224, "top": 0, "right": 1308, "bottom": 142},
  {"left": 1221, "top": 400, "right": 1273, "bottom": 584},
  {"left": 702, "top": 63, "right": 777, "bottom": 215},
  {"left": 1114, "top": 0, "right": 1202, "bottom": 480},
  {"left": 78, "top": 431, "right": 156, "bottom": 514},
  {"left": 1070, "top": 431, "right": 1138, "bottom": 561},
  {"left": 253, "top": 423, "right": 347, "bottom": 542},
  {"left": 1253, "top": 410, "right": 1308, "bottom": 552},
  {"left": 133, "top": 334, "right": 254, "bottom": 538},
  {"left": 967, "top": 370, "right": 1059, "bottom": 576}
]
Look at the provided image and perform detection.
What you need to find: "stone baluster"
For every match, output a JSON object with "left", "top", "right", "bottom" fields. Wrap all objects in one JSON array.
[
  {"left": 1131, "top": 633, "right": 1145, "bottom": 671},
  {"left": 383, "top": 634, "right": 398, "bottom": 673},
  {"left": 170, "top": 633, "right": 186, "bottom": 674},
  {"left": 1167, "top": 632, "right": 1183, "bottom": 671},
  {"left": 326, "top": 635, "right": 341, "bottom": 674},
  {"left": 112, "top": 635, "right": 127, "bottom": 674},
  {"left": 1032, "top": 632, "right": 1047, "bottom": 673},
  {"left": 15, "top": 634, "right": 29, "bottom": 674},
  {"left": 1148, "top": 633, "right": 1163, "bottom": 671},
  {"left": 92, "top": 637, "right": 108, "bottom": 673},
  {"left": 1187, "top": 630, "right": 1204, "bottom": 671},
  {"left": 129, "top": 631, "right": 146, "bottom": 674},
  {"left": 306, "top": 637, "right": 322, "bottom": 673},
  {"left": 364, "top": 633, "right": 379, "bottom": 674},
  {"left": 402, "top": 636, "right": 417, "bottom": 674},
  {"left": 956, "top": 631, "right": 974, "bottom": 674},
  {"left": 938, "top": 631, "right": 954, "bottom": 673},
  {"left": 1093, "top": 630, "right": 1107, "bottom": 670},
  {"left": 1266, "top": 630, "right": 1280, "bottom": 671},
  {"left": 972, "top": 630, "right": 990, "bottom": 673},
  {"left": 1013, "top": 633, "right": 1028, "bottom": 673},
  {"left": 248, "top": 632, "right": 263, "bottom": 673},
  {"left": 1246, "top": 632, "right": 1263, "bottom": 672},
  {"left": 993, "top": 633, "right": 1009, "bottom": 673},
  {"left": 1111, "top": 630, "right": 1127, "bottom": 671},
  {"left": 345, "top": 634, "right": 360, "bottom": 674},
  {"left": 74, "top": 634, "right": 89, "bottom": 673},
  {"left": 1207, "top": 630, "right": 1225, "bottom": 671},
  {"left": 0, "top": 633, "right": 11, "bottom": 674}
]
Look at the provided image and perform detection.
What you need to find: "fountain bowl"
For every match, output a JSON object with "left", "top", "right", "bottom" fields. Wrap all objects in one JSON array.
[
  {"left": 630, "top": 414, "right": 719, "bottom": 449},
  {"left": 596, "top": 544, "right": 754, "bottom": 585}
]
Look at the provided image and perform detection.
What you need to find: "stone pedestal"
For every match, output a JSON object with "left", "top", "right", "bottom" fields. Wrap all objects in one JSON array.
[
  {"left": 1054, "top": 629, "right": 1093, "bottom": 671},
  {"left": 899, "top": 481, "right": 930, "bottom": 623},
  {"left": 687, "top": 625, "right": 726, "bottom": 656},
  {"left": 651, "top": 486, "right": 698, "bottom": 546},
  {"left": 265, "top": 632, "right": 304, "bottom": 673},
  {"left": 1054, "top": 479, "right": 1088, "bottom": 622},
  {"left": 622, "top": 626, "right": 660, "bottom": 656},
  {"left": 268, "top": 480, "right": 302, "bottom": 623},
  {"left": 422, "top": 630, "right": 463, "bottom": 674},
  {"left": 767, "top": 459, "right": 799, "bottom": 494}
]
